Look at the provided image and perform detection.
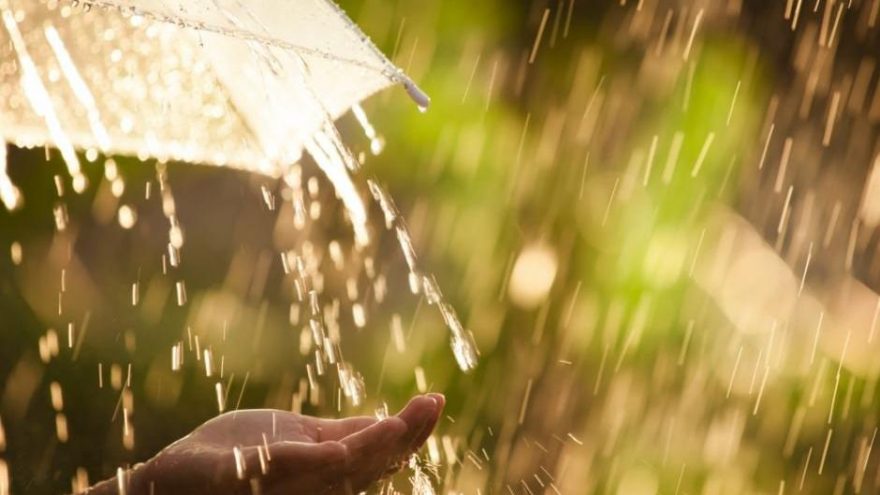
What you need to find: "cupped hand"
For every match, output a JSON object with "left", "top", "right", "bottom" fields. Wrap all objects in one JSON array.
[{"left": 99, "top": 394, "right": 444, "bottom": 495}]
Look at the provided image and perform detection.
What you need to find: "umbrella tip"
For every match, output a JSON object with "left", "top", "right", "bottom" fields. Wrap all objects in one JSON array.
[{"left": 402, "top": 79, "right": 430, "bottom": 113}]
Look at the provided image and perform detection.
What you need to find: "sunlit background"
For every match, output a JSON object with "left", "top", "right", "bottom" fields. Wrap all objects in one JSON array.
[{"left": 3, "top": 0, "right": 880, "bottom": 493}]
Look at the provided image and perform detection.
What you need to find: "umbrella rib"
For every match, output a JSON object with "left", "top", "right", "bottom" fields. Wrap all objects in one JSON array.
[
  {"left": 84, "top": 1, "right": 399, "bottom": 82},
  {"left": 315, "top": 0, "right": 413, "bottom": 87},
  {"left": 314, "top": 0, "right": 429, "bottom": 109},
  {"left": 210, "top": 74, "right": 283, "bottom": 169}
]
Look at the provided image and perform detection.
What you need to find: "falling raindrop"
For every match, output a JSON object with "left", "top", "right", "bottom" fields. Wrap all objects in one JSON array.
[{"left": 117, "top": 205, "right": 136, "bottom": 229}]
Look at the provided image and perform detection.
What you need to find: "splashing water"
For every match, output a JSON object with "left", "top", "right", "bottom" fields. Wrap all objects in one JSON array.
[
  {"left": 367, "top": 179, "right": 480, "bottom": 371},
  {"left": 407, "top": 455, "right": 437, "bottom": 495}
]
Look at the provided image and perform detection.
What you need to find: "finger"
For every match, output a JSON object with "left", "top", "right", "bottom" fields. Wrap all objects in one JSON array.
[
  {"left": 338, "top": 397, "right": 444, "bottom": 492},
  {"left": 395, "top": 395, "right": 437, "bottom": 432},
  {"left": 395, "top": 395, "right": 441, "bottom": 452},
  {"left": 340, "top": 417, "right": 407, "bottom": 459},
  {"left": 340, "top": 396, "right": 438, "bottom": 475},
  {"left": 339, "top": 417, "right": 408, "bottom": 490},
  {"left": 312, "top": 416, "right": 379, "bottom": 442},
  {"left": 411, "top": 394, "right": 444, "bottom": 449}
]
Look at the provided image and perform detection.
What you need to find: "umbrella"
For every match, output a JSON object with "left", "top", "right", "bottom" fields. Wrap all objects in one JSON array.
[
  {"left": 0, "top": 0, "right": 480, "bottom": 370},
  {"left": 0, "top": 0, "right": 429, "bottom": 244}
]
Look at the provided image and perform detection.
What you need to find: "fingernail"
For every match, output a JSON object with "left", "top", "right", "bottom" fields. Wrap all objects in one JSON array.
[{"left": 427, "top": 393, "right": 446, "bottom": 410}]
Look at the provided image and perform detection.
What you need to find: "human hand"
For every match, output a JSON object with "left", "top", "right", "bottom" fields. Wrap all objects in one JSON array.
[{"left": 87, "top": 394, "right": 445, "bottom": 495}]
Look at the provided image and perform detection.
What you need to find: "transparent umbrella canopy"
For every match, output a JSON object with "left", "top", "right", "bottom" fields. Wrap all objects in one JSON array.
[
  {"left": 0, "top": 0, "right": 481, "bottom": 373},
  {"left": 0, "top": 0, "right": 428, "bottom": 244}
]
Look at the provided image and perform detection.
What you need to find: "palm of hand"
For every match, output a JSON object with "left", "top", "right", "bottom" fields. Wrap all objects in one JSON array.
[{"left": 135, "top": 394, "right": 444, "bottom": 495}]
